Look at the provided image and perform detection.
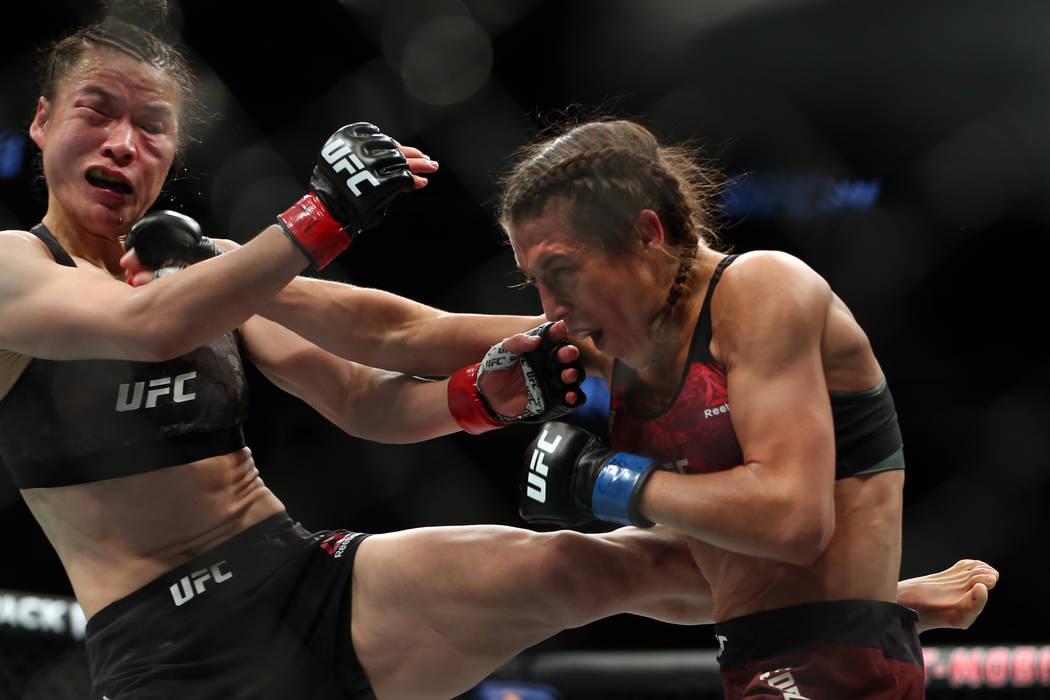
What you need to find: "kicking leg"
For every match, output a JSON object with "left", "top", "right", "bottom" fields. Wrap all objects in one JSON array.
[
  {"left": 897, "top": 559, "right": 999, "bottom": 633},
  {"left": 349, "top": 524, "right": 708, "bottom": 700}
]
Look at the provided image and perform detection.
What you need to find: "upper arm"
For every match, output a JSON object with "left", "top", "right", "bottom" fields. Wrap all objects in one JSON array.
[
  {"left": 716, "top": 253, "right": 836, "bottom": 518},
  {"left": 239, "top": 313, "right": 371, "bottom": 430},
  {"left": 0, "top": 231, "right": 156, "bottom": 360}
]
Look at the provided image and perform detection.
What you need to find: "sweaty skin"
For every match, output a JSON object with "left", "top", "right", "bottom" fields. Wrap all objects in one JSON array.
[
  {"left": 510, "top": 201, "right": 997, "bottom": 628},
  {"left": 614, "top": 251, "right": 900, "bottom": 622}
]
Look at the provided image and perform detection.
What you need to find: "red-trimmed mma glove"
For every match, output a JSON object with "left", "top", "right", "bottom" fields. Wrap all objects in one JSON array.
[
  {"left": 447, "top": 322, "right": 586, "bottom": 435},
  {"left": 519, "top": 421, "right": 662, "bottom": 529},
  {"left": 277, "top": 122, "right": 413, "bottom": 270},
  {"left": 123, "top": 210, "right": 219, "bottom": 277}
]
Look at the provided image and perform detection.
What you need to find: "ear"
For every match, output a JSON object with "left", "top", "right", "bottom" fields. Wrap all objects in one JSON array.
[
  {"left": 29, "top": 97, "right": 50, "bottom": 151},
  {"left": 634, "top": 209, "right": 666, "bottom": 249}
]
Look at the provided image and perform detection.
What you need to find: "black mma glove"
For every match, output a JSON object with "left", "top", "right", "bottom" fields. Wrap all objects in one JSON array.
[
  {"left": 519, "top": 421, "right": 662, "bottom": 528},
  {"left": 277, "top": 122, "right": 413, "bottom": 269},
  {"left": 447, "top": 322, "right": 586, "bottom": 435},
  {"left": 124, "top": 210, "right": 219, "bottom": 275}
]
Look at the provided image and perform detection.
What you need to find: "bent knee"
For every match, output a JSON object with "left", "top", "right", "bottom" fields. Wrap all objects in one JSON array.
[{"left": 524, "top": 530, "right": 637, "bottom": 624}]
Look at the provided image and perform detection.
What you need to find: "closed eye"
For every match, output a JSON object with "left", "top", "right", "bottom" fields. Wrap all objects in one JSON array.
[{"left": 78, "top": 105, "right": 109, "bottom": 119}]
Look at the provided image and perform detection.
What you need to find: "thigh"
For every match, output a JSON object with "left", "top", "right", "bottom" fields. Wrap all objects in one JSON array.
[{"left": 350, "top": 524, "right": 710, "bottom": 700}]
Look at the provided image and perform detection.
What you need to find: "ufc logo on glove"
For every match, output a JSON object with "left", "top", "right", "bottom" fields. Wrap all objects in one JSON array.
[
  {"left": 525, "top": 428, "right": 563, "bottom": 503},
  {"left": 321, "top": 136, "right": 381, "bottom": 196}
]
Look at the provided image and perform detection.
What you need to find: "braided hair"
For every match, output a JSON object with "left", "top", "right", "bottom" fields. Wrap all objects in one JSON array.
[
  {"left": 35, "top": 0, "right": 201, "bottom": 156},
  {"left": 498, "top": 118, "right": 727, "bottom": 339}
]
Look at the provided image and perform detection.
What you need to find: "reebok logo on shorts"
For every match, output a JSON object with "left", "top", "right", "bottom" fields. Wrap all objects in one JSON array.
[{"left": 320, "top": 533, "right": 361, "bottom": 558}]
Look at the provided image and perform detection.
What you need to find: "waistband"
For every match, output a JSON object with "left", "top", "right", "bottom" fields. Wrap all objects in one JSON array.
[
  {"left": 713, "top": 599, "right": 920, "bottom": 670},
  {"left": 85, "top": 511, "right": 312, "bottom": 636}
]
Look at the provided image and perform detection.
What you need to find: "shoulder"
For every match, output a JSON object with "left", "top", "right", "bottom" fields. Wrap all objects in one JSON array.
[
  {"left": 717, "top": 250, "right": 831, "bottom": 312},
  {"left": 710, "top": 251, "right": 832, "bottom": 364},
  {"left": 0, "top": 229, "right": 51, "bottom": 258},
  {"left": 723, "top": 250, "right": 827, "bottom": 286}
]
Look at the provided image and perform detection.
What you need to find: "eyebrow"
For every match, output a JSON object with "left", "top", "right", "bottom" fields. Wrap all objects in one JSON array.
[
  {"left": 518, "top": 252, "right": 573, "bottom": 282},
  {"left": 536, "top": 252, "right": 572, "bottom": 273},
  {"left": 76, "top": 85, "right": 176, "bottom": 120}
]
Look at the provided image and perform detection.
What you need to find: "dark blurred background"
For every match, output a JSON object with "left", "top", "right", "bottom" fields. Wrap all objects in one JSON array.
[{"left": 1, "top": 0, "right": 1047, "bottom": 697}]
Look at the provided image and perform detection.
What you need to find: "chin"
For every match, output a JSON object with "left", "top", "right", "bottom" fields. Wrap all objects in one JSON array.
[
  {"left": 613, "top": 343, "right": 653, "bottom": 370},
  {"left": 83, "top": 208, "right": 131, "bottom": 236},
  {"left": 596, "top": 335, "right": 628, "bottom": 364}
]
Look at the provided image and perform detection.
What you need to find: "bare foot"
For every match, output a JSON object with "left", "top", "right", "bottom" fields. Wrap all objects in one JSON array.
[{"left": 897, "top": 559, "right": 999, "bottom": 634}]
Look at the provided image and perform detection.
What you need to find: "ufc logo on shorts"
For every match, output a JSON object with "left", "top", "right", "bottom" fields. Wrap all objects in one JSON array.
[
  {"left": 322, "top": 137, "right": 380, "bottom": 196},
  {"left": 169, "top": 561, "right": 233, "bottom": 607},
  {"left": 525, "top": 428, "right": 563, "bottom": 503},
  {"left": 116, "top": 371, "right": 196, "bottom": 412},
  {"left": 758, "top": 667, "right": 810, "bottom": 700}
]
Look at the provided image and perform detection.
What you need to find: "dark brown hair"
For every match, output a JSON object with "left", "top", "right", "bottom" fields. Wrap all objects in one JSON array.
[
  {"left": 497, "top": 118, "right": 727, "bottom": 258},
  {"left": 499, "top": 117, "right": 732, "bottom": 342},
  {"left": 35, "top": 0, "right": 202, "bottom": 156}
]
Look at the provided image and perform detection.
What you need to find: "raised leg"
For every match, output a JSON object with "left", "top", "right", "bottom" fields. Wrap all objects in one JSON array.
[
  {"left": 349, "top": 524, "right": 708, "bottom": 700},
  {"left": 897, "top": 559, "right": 999, "bottom": 634}
]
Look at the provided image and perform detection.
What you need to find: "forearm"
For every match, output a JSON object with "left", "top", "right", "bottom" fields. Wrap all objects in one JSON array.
[
  {"left": 244, "top": 314, "right": 460, "bottom": 443},
  {"left": 261, "top": 277, "right": 542, "bottom": 375},
  {"left": 333, "top": 373, "right": 461, "bottom": 443},
  {"left": 122, "top": 226, "right": 308, "bottom": 359},
  {"left": 639, "top": 467, "right": 832, "bottom": 566}
]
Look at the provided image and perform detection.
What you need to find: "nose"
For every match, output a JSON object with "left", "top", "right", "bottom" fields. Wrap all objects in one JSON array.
[
  {"left": 102, "top": 117, "right": 136, "bottom": 164},
  {"left": 538, "top": 286, "right": 570, "bottom": 324}
]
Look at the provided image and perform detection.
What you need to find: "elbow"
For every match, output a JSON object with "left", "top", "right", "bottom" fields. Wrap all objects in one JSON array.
[
  {"left": 776, "top": 504, "right": 835, "bottom": 567},
  {"left": 129, "top": 317, "right": 206, "bottom": 362},
  {"left": 114, "top": 294, "right": 202, "bottom": 361}
]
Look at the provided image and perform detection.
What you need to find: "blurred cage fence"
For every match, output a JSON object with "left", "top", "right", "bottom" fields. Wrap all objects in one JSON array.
[{"left": 0, "top": 588, "right": 1048, "bottom": 700}]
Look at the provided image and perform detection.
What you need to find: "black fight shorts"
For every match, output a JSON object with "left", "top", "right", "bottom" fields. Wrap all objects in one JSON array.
[
  {"left": 84, "top": 512, "right": 374, "bottom": 700},
  {"left": 714, "top": 599, "right": 924, "bottom": 699}
]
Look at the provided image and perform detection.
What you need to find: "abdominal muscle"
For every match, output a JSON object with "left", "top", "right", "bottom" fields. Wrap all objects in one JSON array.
[
  {"left": 20, "top": 448, "right": 285, "bottom": 619},
  {"left": 690, "top": 455, "right": 905, "bottom": 623}
]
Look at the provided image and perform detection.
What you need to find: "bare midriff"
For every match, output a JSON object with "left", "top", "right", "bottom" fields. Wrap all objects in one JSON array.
[
  {"left": 20, "top": 448, "right": 285, "bottom": 619},
  {"left": 692, "top": 468, "right": 903, "bottom": 622}
]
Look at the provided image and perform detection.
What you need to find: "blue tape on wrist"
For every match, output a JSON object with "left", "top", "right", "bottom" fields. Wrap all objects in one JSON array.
[{"left": 591, "top": 452, "right": 654, "bottom": 525}]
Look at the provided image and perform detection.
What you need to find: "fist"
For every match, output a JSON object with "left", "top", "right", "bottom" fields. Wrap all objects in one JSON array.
[
  {"left": 520, "top": 421, "right": 660, "bottom": 529},
  {"left": 310, "top": 122, "right": 414, "bottom": 234},
  {"left": 123, "top": 210, "right": 217, "bottom": 268}
]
